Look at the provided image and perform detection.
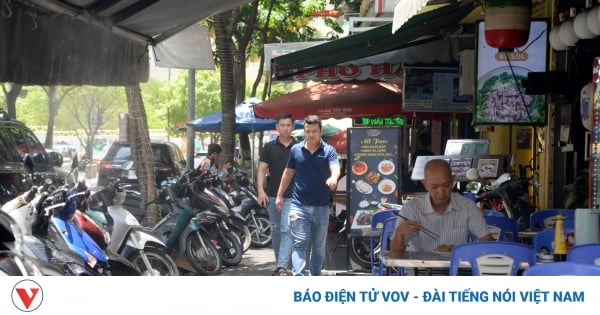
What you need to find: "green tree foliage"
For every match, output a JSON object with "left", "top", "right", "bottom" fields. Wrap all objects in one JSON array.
[
  {"left": 141, "top": 70, "right": 222, "bottom": 132},
  {"left": 211, "top": 0, "right": 345, "bottom": 166},
  {"left": 61, "top": 86, "right": 125, "bottom": 157},
  {"left": 140, "top": 79, "right": 171, "bottom": 129},
  {"left": 14, "top": 86, "right": 48, "bottom": 125}
]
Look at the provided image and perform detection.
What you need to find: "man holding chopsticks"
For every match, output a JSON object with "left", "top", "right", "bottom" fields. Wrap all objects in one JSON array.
[{"left": 390, "top": 159, "right": 493, "bottom": 253}]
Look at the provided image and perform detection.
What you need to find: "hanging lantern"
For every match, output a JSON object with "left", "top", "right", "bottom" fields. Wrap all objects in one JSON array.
[
  {"left": 574, "top": 11, "right": 596, "bottom": 39},
  {"left": 587, "top": 6, "right": 600, "bottom": 36},
  {"left": 559, "top": 19, "right": 579, "bottom": 47},
  {"left": 549, "top": 25, "right": 568, "bottom": 51},
  {"left": 484, "top": 0, "right": 532, "bottom": 50}
]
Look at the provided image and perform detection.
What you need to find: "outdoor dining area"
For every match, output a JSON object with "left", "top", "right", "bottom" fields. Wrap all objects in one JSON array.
[{"left": 364, "top": 207, "right": 600, "bottom": 276}]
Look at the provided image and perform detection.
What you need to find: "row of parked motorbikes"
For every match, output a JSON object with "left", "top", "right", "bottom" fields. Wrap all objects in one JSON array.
[{"left": 0, "top": 155, "right": 273, "bottom": 276}]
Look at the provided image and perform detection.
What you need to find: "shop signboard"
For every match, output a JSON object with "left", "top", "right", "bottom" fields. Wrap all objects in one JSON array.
[
  {"left": 402, "top": 66, "right": 473, "bottom": 113},
  {"left": 346, "top": 127, "right": 402, "bottom": 233},
  {"left": 474, "top": 20, "right": 548, "bottom": 125}
]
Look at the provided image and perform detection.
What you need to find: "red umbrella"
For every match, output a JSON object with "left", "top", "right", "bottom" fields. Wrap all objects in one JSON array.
[
  {"left": 254, "top": 80, "right": 403, "bottom": 119},
  {"left": 326, "top": 129, "right": 347, "bottom": 155},
  {"left": 253, "top": 79, "right": 450, "bottom": 120}
]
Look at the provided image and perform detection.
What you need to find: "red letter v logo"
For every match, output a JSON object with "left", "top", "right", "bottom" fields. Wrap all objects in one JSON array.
[{"left": 16, "top": 288, "right": 39, "bottom": 309}]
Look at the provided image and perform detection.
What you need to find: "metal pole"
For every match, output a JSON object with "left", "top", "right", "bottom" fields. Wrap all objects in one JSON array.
[{"left": 186, "top": 69, "right": 195, "bottom": 170}]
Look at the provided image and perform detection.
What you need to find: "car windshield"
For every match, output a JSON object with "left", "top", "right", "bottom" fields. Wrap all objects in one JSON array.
[
  {"left": 109, "top": 145, "right": 132, "bottom": 161},
  {"left": 1, "top": 124, "right": 49, "bottom": 164},
  {"left": 152, "top": 145, "right": 169, "bottom": 163}
]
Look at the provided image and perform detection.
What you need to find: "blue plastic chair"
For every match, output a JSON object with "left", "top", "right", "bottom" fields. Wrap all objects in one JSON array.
[
  {"left": 532, "top": 227, "right": 576, "bottom": 255},
  {"left": 484, "top": 209, "right": 506, "bottom": 217},
  {"left": 372, "top": 217, "right": 404, "bottom": 276},
  {"left": 449, "top": 241, "right": 536, "bottom": 276},
  {"left": 532, "top": 229, "right": 555, "bottom": 254},
  {"left": 485, "top": 216, "right": 520, "bottom": 242},
  {"left": 369, "top": 210, "right": 396, "bottom": 273},
  {"left": 530, "top": 209, "right": 575, "bottom": 231},
  {"left": 567, "top": 243, "right": 600, "bottom": 266},
  {"left": 522, "top": 261, "right": 600, "bottom": 276}
]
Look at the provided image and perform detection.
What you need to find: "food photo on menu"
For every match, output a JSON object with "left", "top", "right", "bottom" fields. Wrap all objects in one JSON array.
[{"left": 349, "top": 158, "right": 399, "bottom": 230}]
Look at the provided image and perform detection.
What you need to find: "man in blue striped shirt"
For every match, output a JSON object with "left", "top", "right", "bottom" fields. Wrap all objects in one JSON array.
[{"left": 390, "top": 159, "right": 493, "bottom": 252}]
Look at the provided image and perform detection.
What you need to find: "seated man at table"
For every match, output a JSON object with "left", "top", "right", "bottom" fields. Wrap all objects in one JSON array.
[{"left": 390, "top": 159, "right": 493, "bottom": 253}]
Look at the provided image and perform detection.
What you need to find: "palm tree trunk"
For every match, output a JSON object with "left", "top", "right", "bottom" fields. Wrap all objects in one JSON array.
[
  {"left": 214, "top": 13, "right": 236, "bottom": 165},
  {"left": 125, "top": 84, "right": 159, "bottom": 227}
]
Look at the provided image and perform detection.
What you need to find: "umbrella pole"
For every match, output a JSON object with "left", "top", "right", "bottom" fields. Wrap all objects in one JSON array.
[{"left": 251, "top": 130, "right": 255, "bottom": 181}]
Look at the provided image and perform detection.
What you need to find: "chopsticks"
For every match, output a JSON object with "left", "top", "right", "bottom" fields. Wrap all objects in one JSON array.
[{"left": 393, "top": 212, "right": 440, "bottom": 240}]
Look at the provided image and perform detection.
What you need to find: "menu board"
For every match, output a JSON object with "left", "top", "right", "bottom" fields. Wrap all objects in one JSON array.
[
  {"left": 474, "top": 20, "right": 548, "bottom": 125},
  {"left": 346, "top": 127, "right": 402, "bottom": 232}
]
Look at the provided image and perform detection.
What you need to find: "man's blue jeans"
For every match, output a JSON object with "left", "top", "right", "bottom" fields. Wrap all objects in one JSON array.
[
  {"left": 267, "top": 197, "right": 292, "bottom": 269},
  {"left": 289, "top": 203, "right": 329, "bottom": 276}
]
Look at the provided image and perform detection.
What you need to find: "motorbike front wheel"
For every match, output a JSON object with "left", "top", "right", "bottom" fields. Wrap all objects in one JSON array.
[
  {"left": 228, "top": 218, "right": 252, "bottom": 253},
  {"left": 247, "top": 214, "right": 272, "bottom": 248},
  {"left": 185, "top": 231, "right": 222, "bottom": 276},
  {"left": 128, "top": 247, "right": 180, "bottom": 276},
  {"left": 216, "top": 230, "right": 243, "bottom": 267},
  {"left": 347, "top": 236, "right": 376, "bottom": 271}
]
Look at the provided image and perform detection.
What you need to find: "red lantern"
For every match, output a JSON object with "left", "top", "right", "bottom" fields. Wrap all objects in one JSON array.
[{"left": 484, "top": 0, "right": 532, "bottom": 50}]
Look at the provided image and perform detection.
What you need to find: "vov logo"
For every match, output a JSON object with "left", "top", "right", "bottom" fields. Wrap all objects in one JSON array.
[{"left": 11, "top": 279, "right": 43, "bottom": 312}]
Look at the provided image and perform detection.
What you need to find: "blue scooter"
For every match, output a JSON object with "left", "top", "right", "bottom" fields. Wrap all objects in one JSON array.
[{"left": 36, "top": 157, "right": 140, "bottom": 276}]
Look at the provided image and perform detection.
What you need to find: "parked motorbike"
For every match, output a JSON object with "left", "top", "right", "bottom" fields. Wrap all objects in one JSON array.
[
  {"left": 78, "top": 179, "right": 180, "bottom": 276},
  {"left": 41, "top": 156, "right": 141, "bottom": 276},
  {"left": 183, "top": 171, "right": 243, "bottom": 267},
  {"left": 99, "top": 161, "right": 169, "bottom": 224},
  {"left": 206, "top": 173, "right": 252, "bottom": 252},
  {"left": 470, "top": 166, "right": 535, "bottom": 230},
  {"left": 1, "top": 156, "right": 99, "bottom": 275},
  {"left": 227, "top": 166, "right": 272, "bottom": 248},
  {"left": 0, "top": 210, "right": 44, "bottom": 276},
  {"left": 150, "top": 175, "right": 223, "bottom": 275}
]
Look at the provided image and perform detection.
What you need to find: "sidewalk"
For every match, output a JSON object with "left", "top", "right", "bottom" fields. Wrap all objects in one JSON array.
[{"left": 220, "top": 232, "right": 370, "bottom": 276}]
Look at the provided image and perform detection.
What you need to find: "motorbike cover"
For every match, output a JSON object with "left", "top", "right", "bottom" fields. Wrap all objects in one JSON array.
[{"left": 52, "top": 217, "right": 108, "bottom": 266}]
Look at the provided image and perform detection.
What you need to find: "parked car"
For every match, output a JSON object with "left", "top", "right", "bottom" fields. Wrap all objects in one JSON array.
[
  {"left": 0, "top": 109, "right": 65, "bottom": 205},
  {"left": 97, "top": 140, "right": 186, "bottom": 188}
]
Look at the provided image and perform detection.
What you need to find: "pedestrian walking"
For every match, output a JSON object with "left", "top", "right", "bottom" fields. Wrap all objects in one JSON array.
[
  {"left": 257, "top": 113, "right": 297, "bottom": 276},
  {"left": 276, "top": 115, "right": 340, "bottom": 276}
]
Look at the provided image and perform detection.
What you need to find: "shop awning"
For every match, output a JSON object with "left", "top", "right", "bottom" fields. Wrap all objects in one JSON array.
[
  {"left": 270, "top": 1, "right": 477, "bottom": 81},
  {"left": 253, "top": 79, "right": 451, "bottom": 121},
  {"left": 1, "top": 0, "right": 252, "bottom": 85}
]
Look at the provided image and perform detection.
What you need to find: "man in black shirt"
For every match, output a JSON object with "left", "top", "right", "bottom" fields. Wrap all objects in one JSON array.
[{"left": 257, "top": 113, "right": 297, "bottom": 276}]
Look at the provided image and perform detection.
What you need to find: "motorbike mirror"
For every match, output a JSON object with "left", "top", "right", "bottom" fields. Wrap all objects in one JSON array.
[{"left": 465, "top": 168, "right": 479, "bottom": 180}]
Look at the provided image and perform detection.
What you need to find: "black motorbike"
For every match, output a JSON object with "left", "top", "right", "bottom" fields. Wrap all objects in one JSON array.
[
  {"left": 183, "top": 171, "right": 243, "bottom": 267},
  {"left": 228, "top": 166, "right": 272, "bottom": 248},
  {"left": 205, "top": 173, "right": 252, "bottom": 252},
  {"left": 475, "top": 167, "right": 535, "bottom": 230}
]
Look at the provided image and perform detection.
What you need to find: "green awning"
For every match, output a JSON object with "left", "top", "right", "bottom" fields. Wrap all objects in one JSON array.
[{"left": 271, "top": 1, "right": 477, "bottom": 80}]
